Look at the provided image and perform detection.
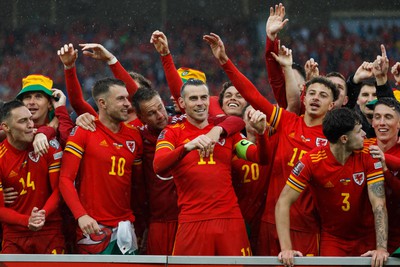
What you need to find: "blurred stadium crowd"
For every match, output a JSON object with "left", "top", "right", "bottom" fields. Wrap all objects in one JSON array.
[{"left": 0, "top": 18, "right": 399, "bottom": 107}]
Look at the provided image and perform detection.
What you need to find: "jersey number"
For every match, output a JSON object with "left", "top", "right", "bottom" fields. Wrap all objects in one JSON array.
[
  {"left": 341, "top": 193, "right": 350, "bottom": 211},
  {"left": 198, "top": 153, "right": 216, "bottom": 165},
  {"left": 109, "top": 156, "right": 126, "bottom": 176},
  {"left": 288, "top": 148, "right": 307, "bottom": 167},
  {"left": 242, "top": 163, "right": 259, "bottom": 183},
  {"left": 19, "top": 172, "right": 35, "bottom": 195},
  {"left": 241, "top": 246, "right": 252, "bottom": 256}
]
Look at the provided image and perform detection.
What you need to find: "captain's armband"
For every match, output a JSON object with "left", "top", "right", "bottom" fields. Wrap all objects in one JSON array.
[{"left": 235, "top": 139, "right": 254, "bottom": 160}]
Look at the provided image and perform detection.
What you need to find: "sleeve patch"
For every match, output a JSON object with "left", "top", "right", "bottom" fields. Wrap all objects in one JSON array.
[
  {"left": 53, "top": 151, "right": 63, "bottom": 160},
  {"left": 292, "top": 161, "right": 305, "bottom": 176}
]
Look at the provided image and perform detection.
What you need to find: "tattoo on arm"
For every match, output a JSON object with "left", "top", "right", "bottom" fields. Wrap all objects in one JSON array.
[
  {"left": 373, "top": 204, "right": 388, "bottom": 250},
  {"left": 370, "top": 181, "right": 385, "bottom": 198}
]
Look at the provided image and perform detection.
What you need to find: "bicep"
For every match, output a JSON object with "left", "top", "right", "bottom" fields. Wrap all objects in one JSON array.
[{"left": 367, "top": 181, "right": 386, "bottom": 208}]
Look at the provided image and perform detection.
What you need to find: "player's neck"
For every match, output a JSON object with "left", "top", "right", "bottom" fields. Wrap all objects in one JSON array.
[
  {"left": 186, "top": 116, "right": 209, "bottom": 129},
  {"left": 303, "top": 114, "right": 323, "bottom": 127},
  {"left": 7, "top": 137, "right": 29, "bottom": 151},
  {"left": 377, "top": 136, "right": 398, "bottom": 153},
  {"left": 99, "top": 115, "right": 121, "bottom": 133},
  {"left": 329, "top": 142, "right": 352, "bottom": 165}
]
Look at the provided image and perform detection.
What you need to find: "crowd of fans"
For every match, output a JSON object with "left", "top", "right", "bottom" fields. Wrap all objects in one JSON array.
[{"left": 1, "top": 19, "right": 399, "bottom": 106}]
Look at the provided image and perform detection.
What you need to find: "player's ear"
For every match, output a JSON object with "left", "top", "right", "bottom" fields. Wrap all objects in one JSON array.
[
  {"left": 339, "top": 134, "right": 348, "bottom": 144},
  {"left": 178, "top": 97, "right": 185, "bottom": 109},
  {"left": 1, "top": 122, "right": 9, "bottom": 133}
]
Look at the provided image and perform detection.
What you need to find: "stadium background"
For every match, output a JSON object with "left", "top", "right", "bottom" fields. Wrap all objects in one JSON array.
[{"left": 0, "top": 0, "right": 399, "bottom": 108}]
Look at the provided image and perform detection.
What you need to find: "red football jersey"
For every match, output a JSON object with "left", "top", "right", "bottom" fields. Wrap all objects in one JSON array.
[
  {"left": 0, "top": 138, "right": 63, "bottom": 238},
  {"left": 60, "top": 120, "right": 143, "bottom": 227},
  {"left": 221, "top": 60, "right": 326, "bottom": 233},
  {"left": 231, "top": 156, "right": 270, "bottom": 225},
  {"left": 154, "top": 120, "right": 266, "bottom": 223},
  {"left": 139, "top": 124, "right": 179, "bottom": 222},
  {"left": 287, "top": 144, "right": 384, "bottom": 240}
]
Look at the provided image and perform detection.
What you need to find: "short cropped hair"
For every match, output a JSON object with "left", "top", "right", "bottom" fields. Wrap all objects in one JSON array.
[
  {"left": 0, "top": 100, "right": 25, "bottom": 123},
  {"left": 129, "top": 71, "right": 152, "bottom": 90},
  {"left": 92, "top": 77, "right": 125, "bottom": 101},
  {"left": 180, "top": 78, "right": 208, "bottom": 97},
  {"left": 374, "top": 97, "right": 400, "bottom": 115},
  {"left": 132, "top": 87, "right": 160, "bottom": 115},
  {"left": 323, "top": 108, "right": 361, "bottom": 144},
  {"left": 305, "top": 76, "right": 339, "bottom": 102}
]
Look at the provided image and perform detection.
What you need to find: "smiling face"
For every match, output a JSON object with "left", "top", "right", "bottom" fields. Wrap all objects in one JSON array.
[
  {"left": 102, "top": 85, "right": 131, "bottom": 123},
  {"left": 372, "top": 103, "right": 400, "bottom": 144},
  {"left": 221, "top": 86, "right": 247, "bottom": 117},
  {"left": 179, "top": 84, "right": 209, "bottom": 125}
]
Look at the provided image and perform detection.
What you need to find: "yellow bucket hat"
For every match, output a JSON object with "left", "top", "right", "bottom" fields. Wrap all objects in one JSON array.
[{"left": 17, "top": 74, "right": 53, "bottom": 100}]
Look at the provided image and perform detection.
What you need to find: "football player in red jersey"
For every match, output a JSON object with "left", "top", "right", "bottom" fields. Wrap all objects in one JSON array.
[
  {"left": 59, "top": 78, "right": 143, "bottom": 255},
  {"left": 0, "top": 100, "right": 65, "bottom": 254},
  {"left": 276, "top": 108, "right": 388, "bottom": 267},
  {"left": 205, "top": 32, "right": 338, "bottom": 257},
  {"left": 154, "top": 78, "right": 269, "bottom": 256}
]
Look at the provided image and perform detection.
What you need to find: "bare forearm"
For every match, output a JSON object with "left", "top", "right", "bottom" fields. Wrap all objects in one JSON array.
[{"left": 374, "top": 203, "right": 388, "bottom": 250}]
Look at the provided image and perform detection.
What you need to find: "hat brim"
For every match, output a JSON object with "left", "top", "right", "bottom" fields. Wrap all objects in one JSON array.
[
  {"left": 16, "top": 85, "right": 53, "bottom": 100},
  {"left": 366, "top": 99, "right": 378, "bottom": 110}
]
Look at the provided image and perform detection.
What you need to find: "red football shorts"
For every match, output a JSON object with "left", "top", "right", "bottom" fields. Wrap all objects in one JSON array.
[
  {"left": 147, "top": 221, "right": 178, "bottom": 255},
  {"left": 172, "top": 218, "right": 251, "bottom": 256}
]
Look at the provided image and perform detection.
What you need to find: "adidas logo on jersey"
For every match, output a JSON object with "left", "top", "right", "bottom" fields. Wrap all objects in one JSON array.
[
  {"left": 323, "top": 181, "right": 334, "bottom": 188},
  {"left": 99, "top": 140, "right": 108, "bottom": 147},
  {"left": 9, "top": 170, "right": 18, "bottom": 178}
]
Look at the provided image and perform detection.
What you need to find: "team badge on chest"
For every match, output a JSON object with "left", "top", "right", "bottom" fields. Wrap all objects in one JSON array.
[
  {"left": 28, "top": 151, "right": 40, "bottom": 162},
  {"left": 126, "top": 141, "right": 136, "bottom": 153},
  {"left": 352, "top": 172, "right": 365, "bottom": 185},
  {"left": 316, "top": 137, "right": 328, "bottom": 147}
]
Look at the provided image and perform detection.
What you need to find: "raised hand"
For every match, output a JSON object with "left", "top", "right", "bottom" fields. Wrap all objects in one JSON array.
[
  {"left": 51, "top": 88, "right": 67, "bottom": 109},
  {"left": 150, "top": 30, "right": 170, "bottom": 56},
  {"left": 203, "top": 33, "right": 229, "bottom": 65},
  {"left": 372, "top": 44, "right": 389, "bottom": 84},
  {"left": 57, "top": 43, "right": 78, "bottom": 68},
  {"left": 353, "top": 61, "right": 374, "bottom": 84},
  {"left": 79, "top": 43, "right": 115, "bottom": 62},
  {"left": 270, "top": 41, "right": 293, "bottom": 68},
  {"left": 391, "top": 62, "right": 400, "bottom": 85},
  {"left": 266, "top": 3, "right": 289, "bottom": 41},
  {"left": 304, "top": 58, "right": 320, "bottom": 81}
]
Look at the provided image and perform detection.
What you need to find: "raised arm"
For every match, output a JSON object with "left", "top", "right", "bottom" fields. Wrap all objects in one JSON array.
[
  {"left": 79, "top": 43, "right": 138, "bottom": 99},
  {"left": 346, "top": 61, "right": 374, "bottom": 109},
  {"left": 151, "top": 30, "right": 185, "bottom": 113},
  {"left": 58, "top": 43, "right": 96, "bottom": 116},
  {"left": 271, "top": 44, "right": 301, "bottom": 114},
  {"left": 204, "top": 33, "right": 275, "bottom": 117},
  {"left": 265, "top": 3, "right": 289, "bottom": 108}
]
